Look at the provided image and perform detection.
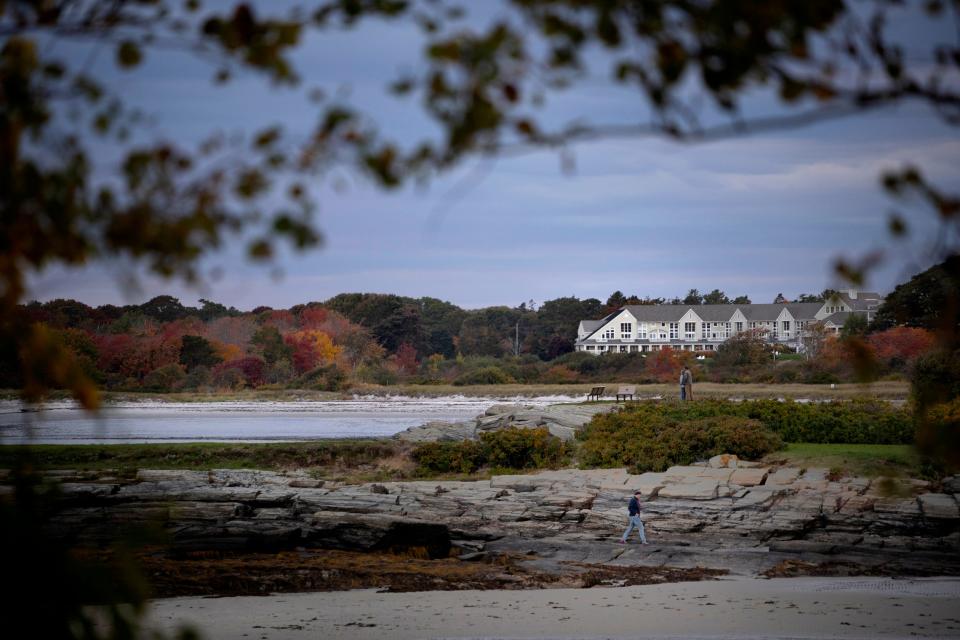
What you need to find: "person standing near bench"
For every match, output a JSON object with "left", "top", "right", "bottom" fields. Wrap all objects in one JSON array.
[
  {"left": 681, "top": 365, "right": 693, "bottom": 401},
  {"left": 618, "top": 490, "right": 648, "bottom": 544}
]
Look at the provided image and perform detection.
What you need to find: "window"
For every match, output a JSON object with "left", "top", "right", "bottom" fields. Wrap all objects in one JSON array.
[
  {"left": 735, "top": 321, "right": 743, "bottom": 333},
  {"left": 620, "top": 345, "right": 628, "bottom": 353},
  {"left": 603, "top": 328, "right": 615, "bottom": 340},
  {"left": 669, "top": 322, "right": 679, "bottom": 339},
  {"left": 684, "top": 322, "right": 696, "bottom": 339},
  {"left": 694, "top": 344, "right": 703, "bottom": 351},
  {"left": 724, "top": 322, "right": 731, "bottom": 338},
  {"left": 703, "top": 322, "right": 711, "bottom": 339},
  {"left": 620, "top": 322, "right": 632, "bottom": 339},
  {"left": 782, "top": 321, "right": 790, "bottom": 332},
  {"left": 629, "top": 345, "right": 639, "bottom": 352},
  {"left": 637, "top": 324, "right": 647, "bottom": 339},
  {"left": 586, "top": 345, "right": 595, "bottom": 351}
]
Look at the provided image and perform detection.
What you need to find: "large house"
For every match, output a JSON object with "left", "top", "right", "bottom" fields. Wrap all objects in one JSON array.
[{"left": 574, "top": 290, "right": 883, "bottom": 354}]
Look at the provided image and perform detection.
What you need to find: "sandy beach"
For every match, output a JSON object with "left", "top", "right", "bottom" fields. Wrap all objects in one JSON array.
[{"left": 147, "top": 576, "right": 960, "bottom": 639}]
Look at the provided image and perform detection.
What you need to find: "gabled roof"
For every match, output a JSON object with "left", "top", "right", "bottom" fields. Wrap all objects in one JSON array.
[
  {"left": 823, "top": 311, "right": 855, "bottom": 325},
  {"left": 837, "top": 292, "right": 883, "bottom": 311},
  {"left": 740, "top": 304, "right": 791, "bottom": 321},
  {"left": 622, "top": 304, "right": 698, "bottom": 322},
  {"left": 579, "top": 319, "right": 604, "bottom": 333},
  {"left": 691, "top": 304, "right": 742, "bottom": 321},
  {"left": 784, "top": 302, "right": 824, "bottom": 320}
]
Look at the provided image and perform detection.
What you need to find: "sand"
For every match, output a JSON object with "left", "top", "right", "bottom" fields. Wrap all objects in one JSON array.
[{"left": 147, "top": 576, "right": 960, "bottom": 639}]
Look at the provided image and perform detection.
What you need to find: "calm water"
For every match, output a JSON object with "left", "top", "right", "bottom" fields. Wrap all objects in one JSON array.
[{"left": 0, "top": 396, "right": 576, "bottom": 444}]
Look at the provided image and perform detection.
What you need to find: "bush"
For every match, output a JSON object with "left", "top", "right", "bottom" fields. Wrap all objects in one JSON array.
[
  {"left": 411, "top": 440, "right": 485, "bottom": 474},
  {"left": 356, "top": 364, "right": 399, "bottom": 385},
  {"left": 141, "top": 363, "right": 186, "bottom": 391},
  {"left": 453, "top": 366, "right": 514, "bottom": 386},
  {"left": 577, "top": 398, "right": 913, "bottom": 472},
  {"left": 411, "top": 427, "right": 568, "bottom": 474},
  {"left": 297, "top": 364, "right": 349, "bottom": 391},
  {"left": 578, "top": 411, "right": 782, "bottom": 473},
  {"left": 479, "top": 427, "right": 568, "bottom": 469}
]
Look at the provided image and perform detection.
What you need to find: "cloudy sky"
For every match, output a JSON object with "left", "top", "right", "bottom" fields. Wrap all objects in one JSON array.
[{"left": 25, "top": 2, "right": 960, "bottom": 310}]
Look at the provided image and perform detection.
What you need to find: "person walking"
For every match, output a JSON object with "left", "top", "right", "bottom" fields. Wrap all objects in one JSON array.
[
  {"left": 681, "top": 365, "right": 694, "bottom": 401},
  {"left": 618, "top": 490, "right": 648, "bottom": 544},
  {"left": 679, "top": 367, "right": 686, "bottom": 400}
]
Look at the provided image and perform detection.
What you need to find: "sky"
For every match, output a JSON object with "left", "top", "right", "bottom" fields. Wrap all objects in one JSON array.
[{"left": 23, "top": 1, "right": 960, "bottom": 311}]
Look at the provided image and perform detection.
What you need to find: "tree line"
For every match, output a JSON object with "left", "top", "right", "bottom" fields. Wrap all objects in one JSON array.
[{"left": 2, "top": 262, "right": 955, "bottom": 394}]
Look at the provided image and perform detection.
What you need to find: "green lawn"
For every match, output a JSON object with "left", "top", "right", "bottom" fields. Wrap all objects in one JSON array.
[{"left": 767, "top": 443, "right": 924, "bottom": 479}]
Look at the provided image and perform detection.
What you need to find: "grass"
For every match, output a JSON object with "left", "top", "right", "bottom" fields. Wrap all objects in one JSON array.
[
  {"left": 765, "top": 442, "right": 924, "bottom": 479},
  {"left": 0, "top": 440, "right": 405, "bottom": 478},
  {"left": 0, "top": 381, "right": 911, "bottom": 404}
]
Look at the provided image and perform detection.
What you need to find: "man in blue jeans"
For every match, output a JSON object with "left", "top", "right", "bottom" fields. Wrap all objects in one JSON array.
[{"left": 619, "top": 490, "right": 648, "bottom": 544}]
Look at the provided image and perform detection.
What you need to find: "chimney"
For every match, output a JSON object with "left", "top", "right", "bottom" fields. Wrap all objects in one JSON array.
[{"left": 844, "top": 289, "right": 858, "bottom": 300}]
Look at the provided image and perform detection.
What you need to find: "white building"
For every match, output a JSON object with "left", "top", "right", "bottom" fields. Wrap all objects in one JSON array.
[{"left": 574, "top": 290, "right": 883, "bottom": 354}]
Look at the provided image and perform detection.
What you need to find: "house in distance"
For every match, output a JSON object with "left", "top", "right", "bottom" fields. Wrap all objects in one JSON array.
[{"left": 574, "top": 290, "right": 883, "bottom": 354}]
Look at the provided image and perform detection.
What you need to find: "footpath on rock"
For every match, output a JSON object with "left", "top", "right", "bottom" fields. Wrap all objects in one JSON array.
[{"left": 36, "top": 448, "right": 960, "bottom": 597}]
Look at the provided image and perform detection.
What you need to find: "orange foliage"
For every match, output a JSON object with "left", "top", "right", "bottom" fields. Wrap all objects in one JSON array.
[
  {"left": 867, "top": 327, "right": 936, "bottom": 366},
  {"left": 644, "top": 347, "right": 688, "bottom": 383},
  {"left": 212, "top": 340, "right": 244, "bottom": 363},
  {"left": 284, "top": 329, "right": 342, "bottom": 374}
]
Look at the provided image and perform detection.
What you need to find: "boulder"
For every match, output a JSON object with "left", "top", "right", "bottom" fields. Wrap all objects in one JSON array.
[
  {"left": 729, "top": 468, "right": 769, "bottom": 487},
  {"left": 919, "top": 493, "right": 960, "bottom": 519},
  {"left": 707, "top": 454, "right": 740, "bottom": 469},
  {"left": 658, "top": 480, "right": 720, "bottom": 500}
]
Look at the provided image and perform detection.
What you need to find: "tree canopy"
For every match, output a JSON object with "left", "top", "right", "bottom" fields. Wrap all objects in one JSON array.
[{"left": 2, "top": 0, "right": 959, "bottom": 407}]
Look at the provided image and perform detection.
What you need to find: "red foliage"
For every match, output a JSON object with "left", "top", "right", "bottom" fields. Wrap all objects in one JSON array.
[
  {"left": 645, "top": 347, "right": 685, "bottom": 383},
  {"left": 213, "top": 357, "right": 266, "bottom": 387},
  {"left": 298, "top": 307, "right": 328, "bottom": 330},
  {"left": 867, "top": 327, "right": 936, "bottom": 366},
  {"left": 93, "top": 333, "right": 180, "bottom": 379},
  {"left": 395, "top": 342, "right": 419, "bottom": 374},
  {"left": 284, "top": 330, "right": 341, "bottom": 374},
  {"left": 262, "top": 310, "right": 297, "bottom": 333},
  {"left": 161, "top": 317, "right": 207, "bottom": 341}
]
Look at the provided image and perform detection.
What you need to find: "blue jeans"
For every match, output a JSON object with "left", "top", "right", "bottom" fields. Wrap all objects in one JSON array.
[
  {"left": 680, "top": 385, "right": 686, "bottom": 400},
  {"left": 621, "top": 515, "right": 647, "bottom": 543}
]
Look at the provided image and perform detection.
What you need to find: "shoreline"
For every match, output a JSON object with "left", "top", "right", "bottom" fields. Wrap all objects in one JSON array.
[
  {"left": 0, "top": 381, "right": 911, "bottom": 405},
  {"left": 146, "top": 576, "right": 960, "bottom": 639}
]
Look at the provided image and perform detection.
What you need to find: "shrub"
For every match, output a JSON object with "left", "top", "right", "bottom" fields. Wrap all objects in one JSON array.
[
  {"left": 541, "top": 364, "right": 578, "bottom": 384},
  {"left": 578, "top": 410, "right": 782, "bottom": 473},
  {"left": 453, "top": 366, "right": 514, "bottom": 386},
  {"left": 479, "top": 427, "right": 568, "bottom": 469},
  {"left": 213, "top": 356, "right": 266, "bottom": 387},
  {"left": 411, "top": 440, "right": 485, "bottom": 474},
  {"left": 411, "top": 427, "right": 568, "bottom": 474},
  {"left": 297, "top": 364, "right": 349, "bottom": 391},
  {"left": 356, "top": 364, "right": 399, "bottom": 385},
  {"left": 141, "top": 363, "right": 186, "bottom": 391}
]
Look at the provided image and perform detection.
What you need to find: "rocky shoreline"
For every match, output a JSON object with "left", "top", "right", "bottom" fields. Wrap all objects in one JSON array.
[
  {"left": 34, "top": 455, "right": 960, "bottom": 596},
  {"left": 394, "top": 402, "right": 614, "bottom": 441}
]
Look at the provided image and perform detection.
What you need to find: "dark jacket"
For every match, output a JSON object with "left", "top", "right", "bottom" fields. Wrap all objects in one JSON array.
[{"left": 628, "top": 496, "right": 641, "bottom": 516}]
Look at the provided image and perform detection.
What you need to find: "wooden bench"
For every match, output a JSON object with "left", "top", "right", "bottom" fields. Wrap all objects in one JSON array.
[
  {"left": 616, "top": 385, "right": 636, "bottom": 402},
  {"left": 587, "top": 386, "right": 605, "bottom": 401}
]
